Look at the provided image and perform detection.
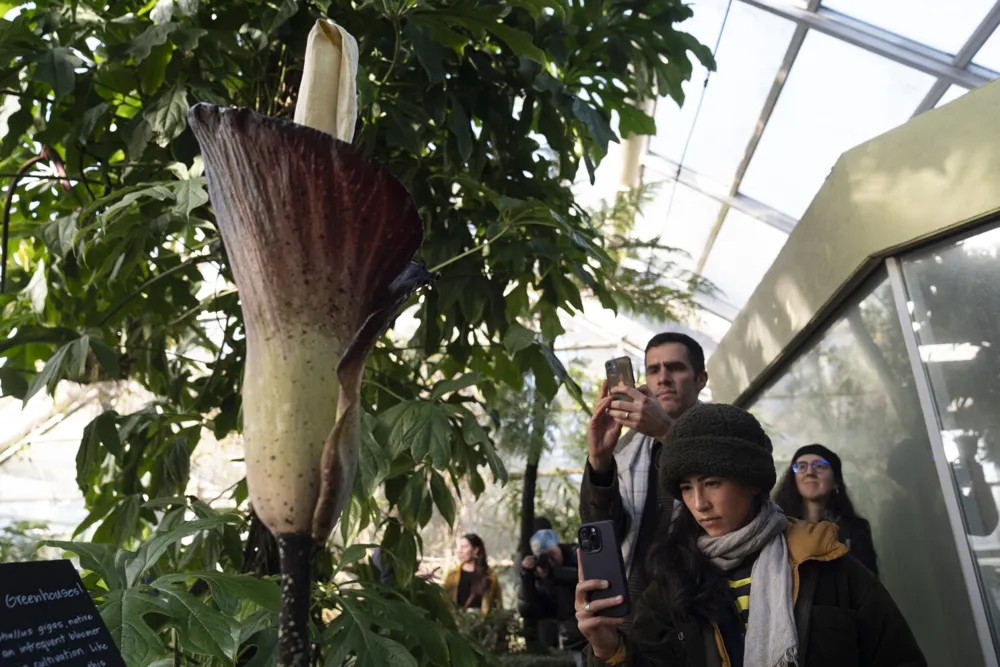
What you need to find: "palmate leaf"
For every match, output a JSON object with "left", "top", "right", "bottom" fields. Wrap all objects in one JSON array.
[{"left": 100, "top": 589, "right": 174, "bottom": 667}]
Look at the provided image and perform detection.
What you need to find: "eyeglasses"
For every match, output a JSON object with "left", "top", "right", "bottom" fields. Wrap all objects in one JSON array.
[{"left": 791, "top": 459, "right": 831, "bottom": 474}]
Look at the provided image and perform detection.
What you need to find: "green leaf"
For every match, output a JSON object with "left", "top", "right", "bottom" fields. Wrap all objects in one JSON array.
[
  {"left": 572, "top": 97, "right": 618, "bottom": 154},
  {"left": 100, "top": 589, "right": 174, "bottom": 667},
  {"left": 267, "top": 0, "right": 300, "bottom": 34},
  {"left": 429, "top": 470, "right": 456, "bottom": 525},
  {"left": 375, "top": 400, "right": 452, "bottom": 466},
  {"left": 42, "top": 544, "right": 127, "bottom": 590},
  {"left": 0, "top": 367, "right": 27, "bottom": 399},
  {"left": 90, "top": 337, "right": 121, "bottom": 378},
  {"left": 335, "top": 543, "right": 378, "bottom": 574},
  {"left": 152, "top": 585, "right": 240, "bottom": 660},
  {"left": 618, "top": 105, "right": 656, "bottom": 138},
  {"left": 24, "top": 259, "right": 47, "bottom": 315},
  {"left": 155, "top": 572, "right": 280, "bottom": 613},
  {"left": 35, "top": 47, "right": 81, "bottom": 96},
  {"left": 22, "top": 340, "right": 73, "bottom": 404},
  {"left": 447, "top": 96, "right": 473, "bottom": 163},
  {"left": 140, "top": 42, "right": 173, "bottom": 95},
  {"left": 146, "top": 85, "right": 189, "bottom": 141},
  {"left": 403, "top": 21, "right": 447, "bottom": 84},
  {"left": 358, "top": 413, "right": 389, "bottom": 494},
  {"left": 460, "top": 407, "right": 507, "bottom": 482},
  {"left": 485, "top": 23, "right": 546, "bottom": 64},
  {"left": 41, "top": 213, "right": 79, "bottom": 256},
  {"left": 502, "top": 322, "right": 535, "bottom": 353},
  {"left": 127, "top": 22, "right": 178, "bottom": 63},
  {"left": 68, "top": 334, "right": 90, "bottom": 377},
  {"left": 429, "top": 372, "right": 483, "bottom": 401},
  {"left": 98, "top": 494, "right": 143, "bottom": 548},
  {"left": 78, "top": 103, "right": 109, "bottom": 144},
  {"left": 125, "top": 515, "right": 241, "bottom": 586},
  {"left": 173, "top": 177, "right": 209, "bottom": 219}
]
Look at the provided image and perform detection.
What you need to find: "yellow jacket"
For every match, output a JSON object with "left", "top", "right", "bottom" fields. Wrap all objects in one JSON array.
[{"left": 442, "top": 565, "right": 503, "bottom": 614}]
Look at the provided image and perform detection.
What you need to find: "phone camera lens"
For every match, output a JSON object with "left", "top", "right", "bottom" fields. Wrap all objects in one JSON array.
[{"left": 581, "top": 539, "right": 592, "bottom": 550}]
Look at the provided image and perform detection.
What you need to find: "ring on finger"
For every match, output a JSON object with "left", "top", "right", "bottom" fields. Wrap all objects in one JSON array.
[
  {"left": 584, "top": 602, "right": 592, "bottom": 614},
  {"left": 624, "top": 411, "right": 630, "bottom": 420}
]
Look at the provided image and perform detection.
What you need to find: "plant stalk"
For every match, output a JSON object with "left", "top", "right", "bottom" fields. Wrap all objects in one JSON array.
[{"left": 277, "top": 533, "right": 315, "bottom": 667}]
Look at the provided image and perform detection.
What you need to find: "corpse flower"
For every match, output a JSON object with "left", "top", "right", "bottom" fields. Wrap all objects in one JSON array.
[{"left": 187, "top": 18, "right": 432, "bottom": 667}]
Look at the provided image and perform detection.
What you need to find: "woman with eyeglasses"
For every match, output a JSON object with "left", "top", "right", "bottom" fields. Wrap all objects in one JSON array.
[
  {"left": 574, "top": 405, "right": 923, "bottom": 667},
  {"left": 774, "top": 444, "right": 879, "bottom": 576}
]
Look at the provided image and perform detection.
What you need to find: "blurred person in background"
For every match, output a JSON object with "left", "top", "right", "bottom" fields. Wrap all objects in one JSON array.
[
  {"left": 443, "top": 533, "right": 503, "bottom": 614},
  {"left": 774, "top": 444, "right": 879, "bottom": 575},
  {"left": 519, "top": 528, "right": 586, "bottom": 664}
]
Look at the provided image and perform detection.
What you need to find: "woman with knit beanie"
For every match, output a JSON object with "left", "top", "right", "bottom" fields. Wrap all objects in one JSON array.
[
  {"left": 575, "top": 404, "right": 924, "bottom": 667},
  {"left": 774, "top": 444, "right": 879, "bottom": 576}
]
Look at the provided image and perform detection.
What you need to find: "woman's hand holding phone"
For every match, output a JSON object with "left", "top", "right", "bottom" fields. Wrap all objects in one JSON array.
[
  {"left": 587, "top": 380, "right": 623, "bottom": 473},
  {"left": 575, "top": 558, "right": 625, "bottom": 660}
]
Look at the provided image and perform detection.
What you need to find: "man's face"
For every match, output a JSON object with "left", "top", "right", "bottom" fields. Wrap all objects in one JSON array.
[{"left": 645, "top": 342, "right": 707, "bottom": 419}]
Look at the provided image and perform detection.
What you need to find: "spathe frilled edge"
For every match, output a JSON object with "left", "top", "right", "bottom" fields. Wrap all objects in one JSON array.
[{"left": 312, "top": 262, "right": 434, "bottom": 541}]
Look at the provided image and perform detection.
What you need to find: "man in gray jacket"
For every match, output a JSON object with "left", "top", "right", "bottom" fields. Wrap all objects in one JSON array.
[{"left": 579, "top": 333, "right": 707, "bottom": 626}]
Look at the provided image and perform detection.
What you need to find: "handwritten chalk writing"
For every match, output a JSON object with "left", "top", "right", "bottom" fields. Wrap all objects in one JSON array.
[
  {"left": 38, "top": 621, "right": 65, "bottom": 635},
  {"left": 0, "top": 627, "right": 34, "bottom": 642},
  {"left": 67, "top": 613, "right": 93, "bottom": 626},
  {"left": 88, "top": 661, "right": 106, "bottom": 667},
  {"left": 2, "top": 648, "right": 13, "bottom": 658},
  {"left": 67, "top": 628, "right": 99, "bottom": 641},
  {"left": 19, "top": 635, "right": 68, "bottom": 653},
  {"left": 31, "top": 646, "right": 86, "bottom": 667},
  {"left": 5, "top": 584, "right": 85, "bottom": 609},
  {"left": 88, "top": 642, "right": 108, "bottom": 652}
]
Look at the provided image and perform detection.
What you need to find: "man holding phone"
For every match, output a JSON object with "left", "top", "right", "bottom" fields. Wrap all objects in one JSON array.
[{"left": 578, "top": 333, "right": 708, "bottom": 627}]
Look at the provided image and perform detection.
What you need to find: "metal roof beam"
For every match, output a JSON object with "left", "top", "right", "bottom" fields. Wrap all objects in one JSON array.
[
  {"left": 912, "top": 0, "right": 1000, "bottom": 116},
  {"left": 739, "top": 0, "right": 999, "bottom": 89},
  {"left": 643, "top": 153, "right": 797, "bottom": 234},
  {"left": 693, "top": 0, "right": 816, "bottom": 275}
]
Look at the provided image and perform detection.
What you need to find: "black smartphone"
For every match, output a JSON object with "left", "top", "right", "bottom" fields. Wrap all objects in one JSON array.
[
  {"left": 604, "top": 356, "right": 636, "bottom": 403},
  {"left": 577, "top": 521, "right": 630, "bottom": 618}
]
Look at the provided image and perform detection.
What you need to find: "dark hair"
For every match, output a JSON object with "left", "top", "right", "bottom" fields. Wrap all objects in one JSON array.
[
  {"left": 645, "top": 332, "right": 706, "bottom": 376},
  {"left": 533, "top": 517, "right": 553, "bottom": 531},
  {"left": 646, "top": 499, "right": 760, "bottom": 621},
  {"left": 462, "top": 533, "right": 491, "bottom": 597},
  {"left": 773, "top": 451, "right": 867, "bottom": 527}
]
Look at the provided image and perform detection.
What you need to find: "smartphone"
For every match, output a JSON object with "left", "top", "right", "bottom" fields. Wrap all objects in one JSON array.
[
  {"left": 577, "top": 521, "right": 631, "bottom": 618},
  {"left": 604, "top": 356, "right": 636, "bottom": 403}
]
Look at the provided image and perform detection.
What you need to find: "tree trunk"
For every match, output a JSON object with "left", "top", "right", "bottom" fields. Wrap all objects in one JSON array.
[{"left": 518, "top": 387, "right": 549, "bottom": 556}]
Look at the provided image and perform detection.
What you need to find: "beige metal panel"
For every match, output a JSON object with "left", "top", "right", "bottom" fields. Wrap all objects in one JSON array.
[{"left": 707, "top": 78, "right": 1000, "bottom": 403}]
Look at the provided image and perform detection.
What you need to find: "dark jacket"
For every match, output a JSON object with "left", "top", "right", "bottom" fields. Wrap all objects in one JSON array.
[
  {"left": 579, "top": 438, "right": 675, "bottom": 630},
  {"left": 518, "top": 544, "right": 585, "bottom": 650},
  {"left": 834, "top": 515, "right": 879, "bottom": 577},
  {"left": 590, "top": 520, "right": 925, "bottom": 667}
]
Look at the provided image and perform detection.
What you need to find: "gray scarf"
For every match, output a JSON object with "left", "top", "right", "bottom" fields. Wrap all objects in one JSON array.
[{"left": 697, "top": 501, "right": 797, "bottom": 667}]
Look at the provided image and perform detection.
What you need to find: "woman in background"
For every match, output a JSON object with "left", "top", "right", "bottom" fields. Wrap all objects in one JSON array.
[
  {"left": 444, "top": 533, "right": 503, "bottom": 613},
  {"left": 774, "top": 444, "right": 879, "bottom": 575}
]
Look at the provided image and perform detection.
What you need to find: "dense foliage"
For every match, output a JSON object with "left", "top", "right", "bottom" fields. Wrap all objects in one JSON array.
[{"left": 0, "top": 0, "right": 712, "bottom": 664}]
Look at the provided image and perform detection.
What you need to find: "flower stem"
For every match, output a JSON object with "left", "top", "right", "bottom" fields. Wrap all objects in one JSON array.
[{"left": 277, "top": 533, "right": 315, "bottom": 667}]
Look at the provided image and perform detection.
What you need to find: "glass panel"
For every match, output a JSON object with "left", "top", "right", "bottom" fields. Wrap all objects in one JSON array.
[
  {"left": 936, "top": 84, "right": 972, "bottom": 108},
  {"left": 699, "top": 208, "right": 788, "bottom": 309},
  {"left": 672, "top": 3, "right": 797, "bottom": 184},
  {"left": 822, "top": 0, "right": 994, "bottom": 55},
  {"left": 648, "top": 0, "right": 730, "bottom": 163},
  {"left": 636, "top": 173, "right": 723, "bottom": 273},
  {"left": 740, "top": 31, "right": 936, "bottom": 218},
  {"left": 974, "top": 25, "right": 1000, "bottom": 72},
  {"left": 900, "top": 224, "right": 1000, "bottom": 656},
  {"left": 749, "top": 273, "right": 986, "bottom": 667}
]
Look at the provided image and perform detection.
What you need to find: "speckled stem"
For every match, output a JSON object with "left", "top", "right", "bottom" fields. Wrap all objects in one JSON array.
[{"left": 277, "top": 533, "right": 315, "bottom": 667}]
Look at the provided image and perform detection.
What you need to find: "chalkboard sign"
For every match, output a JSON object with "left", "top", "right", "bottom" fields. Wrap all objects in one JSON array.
[{"left": 0, "top": 560, "right": 125, "bottom": 667}]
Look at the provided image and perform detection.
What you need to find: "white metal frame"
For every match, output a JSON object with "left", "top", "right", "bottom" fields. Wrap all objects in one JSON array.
[
  {"left": 640, "top": 0, "right": 1000, "bottom": 321},
  {"left": 888, "top": 255, "right": 999, "bottom": 666}
]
